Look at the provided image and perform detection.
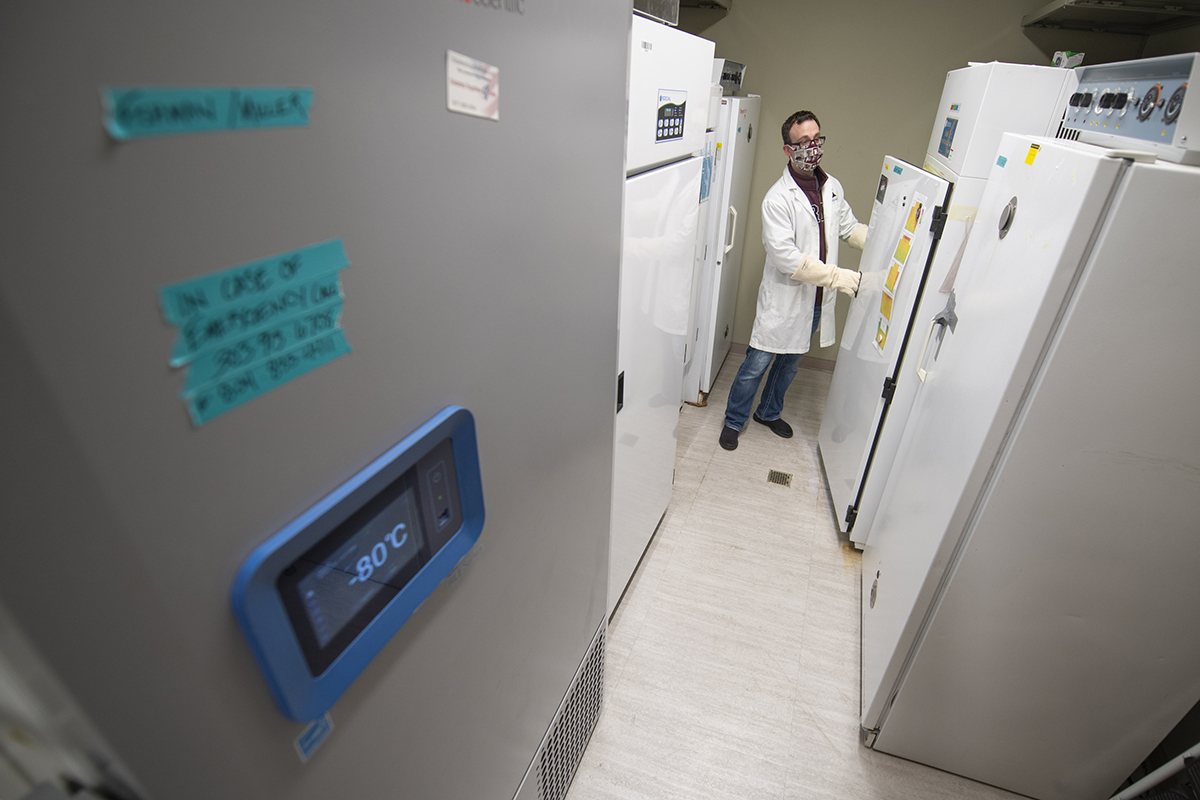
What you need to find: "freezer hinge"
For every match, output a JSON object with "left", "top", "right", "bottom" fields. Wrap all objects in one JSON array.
[
  {"left": 881, "top": 376, "right": 897, "bottom": 403},
  {"left": 845, "top": 505, "right": 858, "bottom": 528},
  {"left": 861, "top": 726, "right": 880, "bottom": 748},
  {"left": 929, "top": 206, "right": 947, "bottom": 240}
]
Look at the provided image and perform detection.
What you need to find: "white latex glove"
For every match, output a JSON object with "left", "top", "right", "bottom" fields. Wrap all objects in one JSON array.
[
  {"left": 847, "top": 223, "right": 868, "bottom": 251},
  {"left": 791, "top": 253, "right": 862, "bottom": 297}
]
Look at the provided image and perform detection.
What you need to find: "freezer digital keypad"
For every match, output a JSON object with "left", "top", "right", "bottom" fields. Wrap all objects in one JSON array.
[{"left": 656, "top": 89, "right": 686, "bottom": 143}]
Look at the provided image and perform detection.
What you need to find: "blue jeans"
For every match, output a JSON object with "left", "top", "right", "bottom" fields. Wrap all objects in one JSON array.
[{"left": 723, "top": 306, "right": 821, "bottom": 431}]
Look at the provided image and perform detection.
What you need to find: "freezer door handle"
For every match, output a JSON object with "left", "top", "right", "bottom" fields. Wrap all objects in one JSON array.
[
  {"left": 916, "top": 291, "right": 958, "bottom": 382},
  {"left": 724, "top": 206, "right": 737, "bottom": 254},
  {"left": 916, "top": 317, "right": 940, "bottom": 383}
]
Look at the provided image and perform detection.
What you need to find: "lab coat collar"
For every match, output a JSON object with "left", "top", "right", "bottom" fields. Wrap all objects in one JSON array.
[{"left": 782, "top": 164, "right": 837, "bottom": 221}]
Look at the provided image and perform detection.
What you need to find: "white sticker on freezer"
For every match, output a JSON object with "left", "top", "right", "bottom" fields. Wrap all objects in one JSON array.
[{"left": 447, "top": 50, "right": 499, "bottom": 121}]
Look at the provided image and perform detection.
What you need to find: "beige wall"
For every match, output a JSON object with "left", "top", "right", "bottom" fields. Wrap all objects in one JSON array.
[{"left": 685, "top": 0, "right": 1200, "bottom": 364}]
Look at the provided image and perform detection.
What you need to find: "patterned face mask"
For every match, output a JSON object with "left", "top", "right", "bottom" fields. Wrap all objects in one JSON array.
[{"left": 787, "top": 136, "right": 825, "bottom": 171}]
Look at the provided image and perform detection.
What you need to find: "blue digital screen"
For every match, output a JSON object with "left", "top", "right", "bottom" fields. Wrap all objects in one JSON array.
[{"left": 939, "top": 117, "right": 958, "bottom": 158}]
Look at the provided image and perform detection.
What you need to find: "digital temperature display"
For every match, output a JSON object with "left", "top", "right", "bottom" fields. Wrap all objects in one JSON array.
[
  {"left": 277, "top": 436, "right": 461, "bottom": 676},
  {"left": 296, "top": 486, "right": 424, "bottom": 647},
  {"left": 233, "top": 406, "right": 484, "bottom": 721}
]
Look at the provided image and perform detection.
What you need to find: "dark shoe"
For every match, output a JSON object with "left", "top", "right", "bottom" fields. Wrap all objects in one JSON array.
[
  {"left": 718, "top": 425, "right": 739, "bottom": 451},
  {"left": 753, "top": 413, "right": 793, "bottom": 438}
]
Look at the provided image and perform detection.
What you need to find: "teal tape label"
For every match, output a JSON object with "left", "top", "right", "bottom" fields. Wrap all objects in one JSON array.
[
  {"left": 160, "top": 239, "right": 348, "bottom": 325},
  {"left": 170, "top": 272, "right": 343, "bottom": 367},
  {"left": 997, "top": 155, "right": 1008, "bottom": 168},
  {"left": 103, "top": 87, "right": 312, "bottom": 140},
  {"left": 181, "top": 301, "right": 344, "bottom": 396},
  {"left": 160, "top": 240, "right": 352, "bottom": 425},
  {"left": 186, "top": 329, "right": 352, "bottom": 425},
  {"left": 892, "top": 165, "right": 903, "bottom": 175}
]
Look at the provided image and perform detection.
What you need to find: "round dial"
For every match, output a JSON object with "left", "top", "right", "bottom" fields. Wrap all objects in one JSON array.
[
  {"left": 1138, "top": 84, "right": 1161, "bottom": 122},
  {"left": 1165, "top": 84, "right": 1187, "bottom": 125}
]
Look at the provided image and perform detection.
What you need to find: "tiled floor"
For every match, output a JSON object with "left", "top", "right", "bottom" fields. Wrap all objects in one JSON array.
[{"left": 566, "top": 353, "right": 1022, "bottom": 800}]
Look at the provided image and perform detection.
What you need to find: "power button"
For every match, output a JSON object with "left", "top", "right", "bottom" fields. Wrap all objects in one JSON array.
[{"left": 428, "top": 461, "right": 452, "bottom": 530}]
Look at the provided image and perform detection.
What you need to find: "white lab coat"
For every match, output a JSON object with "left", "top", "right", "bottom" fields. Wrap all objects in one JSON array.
[{"left": 750, "top": 166, "right": 860, "bottom": 354}]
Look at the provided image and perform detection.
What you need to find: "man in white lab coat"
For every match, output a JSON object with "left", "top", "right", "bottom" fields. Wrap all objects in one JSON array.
[{"left": 719, "top": 110, "right": 867, "bottom": 451}]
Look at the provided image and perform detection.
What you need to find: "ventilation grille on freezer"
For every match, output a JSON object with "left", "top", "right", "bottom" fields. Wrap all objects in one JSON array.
[
  {"left": 1056, "top": 121, "right": 1081, "bottom": 141},
  {"left": 536, "top": 626, "right": 605, "bottom": 800},
  {"left": 767, "top": 470, "right": 793, "bottom": 487}
]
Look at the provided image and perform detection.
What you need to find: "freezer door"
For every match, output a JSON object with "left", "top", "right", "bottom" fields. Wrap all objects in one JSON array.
[
  {"left": 849, "top": 174, "right": 989, "bottom": 548},
  {"left": 700, "top": 95, "right": 761, "bottom": 392},
  {"left": 818, "top": 157, "right": 949, "bottom": 534},
  {"left": 682, "top": 131, "right": 717, "bottom": 404},
  {"left": 611, "top": 157, "right": 702, "bottom": 615},
  {"left": 860, "top": 136, "right": 1123, "bottom": 733},
  {"left": 874, "top": 157, "right": 1200, "bottom": 800},
  {"left": 690, "top": 100, "right": 733, "bottom": 395}
]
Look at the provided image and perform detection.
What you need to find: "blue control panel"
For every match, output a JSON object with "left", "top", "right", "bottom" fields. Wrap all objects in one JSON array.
[
  {"left": 1062, "top": 53, "right": 1194, "bottom": 148},
  {"left": 232, "top": 407, "right": 485, "bottom": 721}
]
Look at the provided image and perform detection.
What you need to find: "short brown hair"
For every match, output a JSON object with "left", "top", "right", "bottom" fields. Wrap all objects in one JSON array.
[{"left": 781, "top": 110, "right": 821, "bottom": 144}]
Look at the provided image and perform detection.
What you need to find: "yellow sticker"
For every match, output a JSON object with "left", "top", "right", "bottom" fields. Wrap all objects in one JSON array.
[
  {"left": 1025, "top": 144, "right": 1040, "bottom": 165},
  {"left": 884, "top": 261, "right": 901, "bottom": 293},
  {"left": 880, "top": 291, "right": 894, "bottom": 320}
]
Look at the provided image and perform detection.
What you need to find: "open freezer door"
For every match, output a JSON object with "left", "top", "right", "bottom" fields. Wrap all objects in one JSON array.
[{"left": 818, "top": 157, "right": 949, "bottom": 533}]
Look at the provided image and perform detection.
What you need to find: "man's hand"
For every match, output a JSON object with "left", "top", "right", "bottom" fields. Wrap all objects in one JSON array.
[
  {"left": 792, "top": 253, "right": 863, "bottom": 297},
  {"left": 832, "top": 268, "right": 862, "bottom": 297}
]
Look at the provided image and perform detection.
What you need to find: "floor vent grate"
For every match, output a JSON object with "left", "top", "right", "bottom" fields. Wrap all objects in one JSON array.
[
  {"left": 767, "top": 470, "right": 792, "bottom": 487},
  {"left": 536, "top": 626, "right": 605, "bottom": 800}
]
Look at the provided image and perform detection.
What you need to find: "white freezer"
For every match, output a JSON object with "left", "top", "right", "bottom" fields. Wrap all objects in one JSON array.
[
  {"left": 610, "top": 156, "right": 702, "bottom": 615},
  {"left": 862, "top": 134, "right": 1200, "bottom": 800},
  {"left": 925, "top": 61, "right": 1077, "bottom": 181},
  {"left": 817, "top": 157, "right": 950, "bottom": 534},
  {"left": 626, "top": 16, "right": 715, "bottom": 175},
  {"left": 693, "top": 94, "right": 761, "bottom": 396},
  {"left": 823, "top": 61, "right": 1081, "bottom": 549}
]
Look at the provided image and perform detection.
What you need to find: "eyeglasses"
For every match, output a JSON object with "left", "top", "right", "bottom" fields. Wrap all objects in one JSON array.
[{"left": 786, "top": 136, "right": 826, "bottom": 150}]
